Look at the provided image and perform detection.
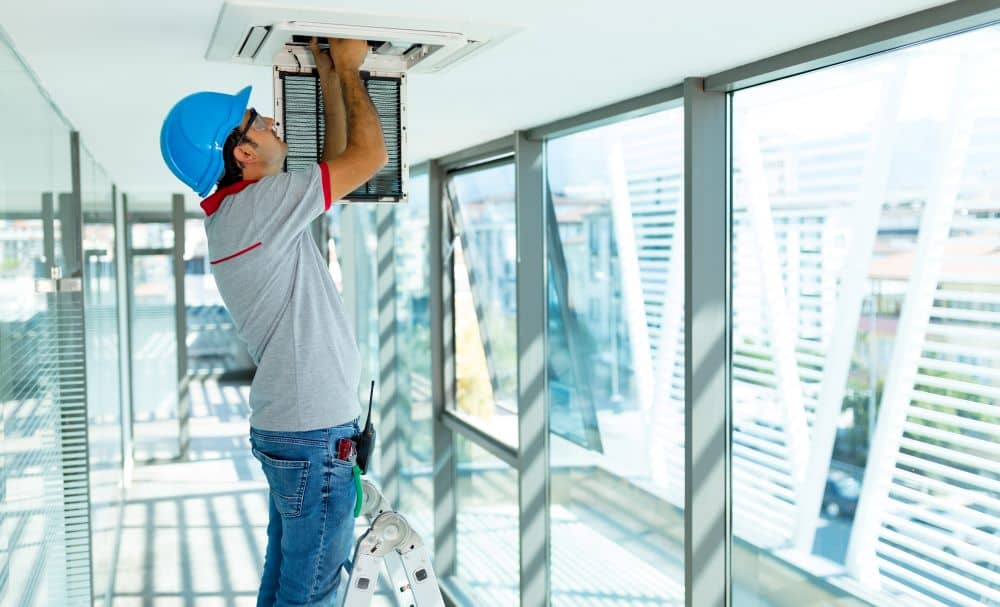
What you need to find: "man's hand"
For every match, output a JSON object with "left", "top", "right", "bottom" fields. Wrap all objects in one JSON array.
[
  {"left": 329, "top": 38, "right": 368, "bottom": 73},
  {"left": 313, "top": 36, "right": 387, "bottom": 203},
  {"left": 308, "top": 37, "right": 335, "bottom": 79}
]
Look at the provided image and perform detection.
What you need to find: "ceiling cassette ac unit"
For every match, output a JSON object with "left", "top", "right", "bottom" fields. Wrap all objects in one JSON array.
[
  {"left": 207, "top": 3, "right": 517, "bottom": 203},
  {"left": 207, "top": 2, "right": 518, "bottom": 74}
]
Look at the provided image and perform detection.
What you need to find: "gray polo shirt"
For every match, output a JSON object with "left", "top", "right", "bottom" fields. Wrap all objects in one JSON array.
[{"left": 201, "top": 163, "right": 360, "bottom": 431}]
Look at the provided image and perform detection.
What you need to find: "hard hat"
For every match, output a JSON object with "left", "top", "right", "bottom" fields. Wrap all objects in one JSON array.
[{"left": 160, "top": 86, "right": 252, "bottom": 197}]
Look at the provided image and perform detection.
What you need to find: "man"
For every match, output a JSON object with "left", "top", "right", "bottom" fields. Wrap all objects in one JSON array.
[{"left": 159, "top": 38, "right": 387, "bottom": 606}]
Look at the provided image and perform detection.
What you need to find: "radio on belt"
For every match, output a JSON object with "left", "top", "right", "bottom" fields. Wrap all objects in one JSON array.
[{"left": 353, "top": 381, "right": 376, "bottom": 474}]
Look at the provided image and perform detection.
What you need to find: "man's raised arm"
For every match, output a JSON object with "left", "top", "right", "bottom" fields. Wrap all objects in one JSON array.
[{"left": 309, "top": 37, "right": 388, "bottom": 202}]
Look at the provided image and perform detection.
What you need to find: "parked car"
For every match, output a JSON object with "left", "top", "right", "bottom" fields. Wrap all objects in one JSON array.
[{"left": 822, "top": 470, "right": 860, "bottom": 518}]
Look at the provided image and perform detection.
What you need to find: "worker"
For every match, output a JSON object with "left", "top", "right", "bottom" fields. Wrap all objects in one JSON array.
[{"left": 159, "top": 37, "right": 388, "bottom": 606}]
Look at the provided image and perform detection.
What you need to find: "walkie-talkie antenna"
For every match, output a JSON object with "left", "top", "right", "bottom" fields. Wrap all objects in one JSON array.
[{"left": 364, "top": 380, "right": 375, "bottom": 431}]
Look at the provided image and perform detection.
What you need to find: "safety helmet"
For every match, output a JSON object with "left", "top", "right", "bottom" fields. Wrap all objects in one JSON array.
[{"left": 160, "top": 86, "right": 252, "bottom": 197}]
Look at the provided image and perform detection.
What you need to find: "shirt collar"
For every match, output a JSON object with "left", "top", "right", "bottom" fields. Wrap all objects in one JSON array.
[{"left": 200, "top": 179, "right": 258, "bottom": 217}]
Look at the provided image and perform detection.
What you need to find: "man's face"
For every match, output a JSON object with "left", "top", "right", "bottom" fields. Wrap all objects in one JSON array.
[{"left": 237, "top": 109, "right": 288, "bottom": 170}]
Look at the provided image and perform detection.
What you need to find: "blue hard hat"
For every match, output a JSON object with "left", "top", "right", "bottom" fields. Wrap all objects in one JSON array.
[{"left": 160, "top": 86, "right": 252, "bottom": 197}]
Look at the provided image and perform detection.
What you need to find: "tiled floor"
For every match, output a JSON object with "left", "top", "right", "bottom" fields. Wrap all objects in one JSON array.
[{"left": 109, "top": 377, "right": 399, "bottom": 606}]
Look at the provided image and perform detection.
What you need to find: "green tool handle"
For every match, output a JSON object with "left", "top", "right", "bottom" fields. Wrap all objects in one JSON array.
[{"left": 353, "top": 465, "right": 363, "bottom": 517}]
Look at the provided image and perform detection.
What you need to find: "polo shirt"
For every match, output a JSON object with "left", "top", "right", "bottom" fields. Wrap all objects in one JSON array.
[{"left": 201, "top": 163, "right": 361, "bottom": 431}]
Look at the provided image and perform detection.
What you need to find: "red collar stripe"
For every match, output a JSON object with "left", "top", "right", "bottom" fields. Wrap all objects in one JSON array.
[{"left": 200, "top": 179, "right": 258, "bottom": 217}]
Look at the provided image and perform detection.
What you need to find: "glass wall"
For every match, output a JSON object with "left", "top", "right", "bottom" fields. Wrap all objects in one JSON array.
[
  {"left": 396, "top": 172, "right": 434, "bottom": 546},
  {"left": 455, "top": 435, "right": 519, "bottom": 605},
  {"left": 0, "top": 33, "right": 92, "bottom": 606},
  {"left": 81, "top": 146, "right": 123, "bottom": 604},
  {"left": 448, "top": 164, "right": 518, "bottom": 446},
  {"left": 731, "top": 24, "right": 1000, "bottom": 606},
  {"left": 128, "top": 219, "right": 180, "bottom": 461},
  {"left": 546, "top": 108, "right": 687, "bottom": 605}
]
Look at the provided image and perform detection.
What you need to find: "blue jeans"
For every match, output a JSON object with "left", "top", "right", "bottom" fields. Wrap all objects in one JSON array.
[{"left": 250, "top": 420, "right": 360, "bottom": 607}]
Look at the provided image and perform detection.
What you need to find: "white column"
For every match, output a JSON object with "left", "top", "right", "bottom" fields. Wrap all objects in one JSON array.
[
  {"left": 738, "top": 114, "right": 809, "bottom": 486},
  {"left": 846, "top": 55, "right": 975, "bottom": 587},
  {"left": 793, "top": 65, "right": 906, "bottom": 552}
]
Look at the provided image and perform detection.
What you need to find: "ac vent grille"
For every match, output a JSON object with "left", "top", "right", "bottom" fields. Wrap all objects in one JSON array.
[{"left": 279, "top": 71, "right": 405, "bottom": 202}]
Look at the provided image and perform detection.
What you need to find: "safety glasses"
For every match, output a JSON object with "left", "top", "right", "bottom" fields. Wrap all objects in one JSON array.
[{"left": 233, "top": 108, "right": 269, "bottom": 145}]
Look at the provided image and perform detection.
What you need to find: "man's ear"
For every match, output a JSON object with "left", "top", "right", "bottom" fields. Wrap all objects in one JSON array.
[{"left": 233, "top": 143, "right": 256, "bottom": 166}]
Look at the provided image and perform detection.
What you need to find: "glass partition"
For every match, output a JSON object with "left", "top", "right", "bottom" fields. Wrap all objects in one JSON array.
[
  {"left": 0, "top": 34, "right": 90, "bottom": 606},
  {"left": 129, "top": 220, "right": 180, "bottom": 461}
]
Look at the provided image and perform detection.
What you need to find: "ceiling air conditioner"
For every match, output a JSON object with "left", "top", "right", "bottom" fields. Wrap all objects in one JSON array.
[{"left": 207, "top": 2, "right": 518, "bottom": 202}]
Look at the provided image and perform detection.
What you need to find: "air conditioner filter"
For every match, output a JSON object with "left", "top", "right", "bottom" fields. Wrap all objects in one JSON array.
[{"left": 277, "top": 70, "right": 406, "bottom": 202}]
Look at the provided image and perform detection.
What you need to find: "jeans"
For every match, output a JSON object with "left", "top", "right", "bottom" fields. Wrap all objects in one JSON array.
[{"left": 250, "top": 419, "right": 360, "bottom": 607}]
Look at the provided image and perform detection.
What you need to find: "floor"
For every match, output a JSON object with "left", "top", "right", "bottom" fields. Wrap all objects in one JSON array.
[{"left": 109, "top": 377, "right": 400, "bottom": 607}]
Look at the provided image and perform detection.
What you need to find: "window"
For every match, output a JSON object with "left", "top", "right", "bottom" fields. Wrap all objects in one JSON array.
[
  {"left": 731, "top": 24, "right": 1000, "bottom": 606},
  {"left": 448, "top": 164, "right": 518, "bottom": 446},
  {"left": 546, "top": 107, "right": 686, "bottom": 605}
]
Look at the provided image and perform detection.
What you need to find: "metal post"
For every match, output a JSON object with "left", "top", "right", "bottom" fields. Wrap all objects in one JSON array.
[
  {"left": 429, "top": 160, "right": 457, "bottom": 577},
  {"left": 113, "top": 187, "right": 134, "bottom": 484},
  {"left": 63, "top": 130, "right": 94, "bottom": 605},
  {"left": 515, "top": 130, "right": 549, "bottom": 607},
  {"left": 122, "top": 194, "right": 137, "bottom": 461},
  {"left": 172, "top": 194, "right": 189, "bottom": 459},
  {"left": 376, "top": 204, "right": 400, "bottom": 506},
  {"left": 41, "top": 193, "right": 55, "bottom": 272},
  {"left": 683, "top": 78, "right": 729, "bottom": 607}
]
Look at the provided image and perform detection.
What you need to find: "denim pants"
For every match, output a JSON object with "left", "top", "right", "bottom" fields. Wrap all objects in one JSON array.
[{"left": 250, "top": 419, "right": 360, "bottom": 607}]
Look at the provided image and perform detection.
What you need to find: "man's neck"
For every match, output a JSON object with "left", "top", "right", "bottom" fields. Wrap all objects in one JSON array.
[{"left": 242, "top": 165, "right": 281, "bottom": 181}]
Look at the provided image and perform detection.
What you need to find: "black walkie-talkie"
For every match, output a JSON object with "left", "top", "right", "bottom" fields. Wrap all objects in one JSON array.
[{"left": 354, "top": 381, "right": 376, "bottom": 474}]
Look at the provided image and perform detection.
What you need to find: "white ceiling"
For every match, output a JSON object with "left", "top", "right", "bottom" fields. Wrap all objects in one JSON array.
[{"left": 1, "top": 0, "right": 951, "bottom": 195}]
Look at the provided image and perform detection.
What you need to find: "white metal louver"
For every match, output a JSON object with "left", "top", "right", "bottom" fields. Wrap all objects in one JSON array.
[{"left": 274, "top": 65, "right": 407, "bottom": 202}]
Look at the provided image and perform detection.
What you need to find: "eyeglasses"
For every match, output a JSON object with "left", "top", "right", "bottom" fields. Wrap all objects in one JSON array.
[{"left": 232, "top": 108, "right": 269, "bottom": 145}]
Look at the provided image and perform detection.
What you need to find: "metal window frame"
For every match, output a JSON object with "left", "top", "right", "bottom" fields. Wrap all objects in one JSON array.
[
  {"left": 514, "top": 131, "right": 549, "bottom": 607},
  {"left": 429, "top": 158, "right": 458, "bottom": 579},
  {"left": 704, "top": 0, "right": 1000, "bottom": 92},
  {"left": 437, "top": 135, "right": 515, "bottom": 173},
  {"left": 683, "top": 78, "right": 730, "bottom": 607},
  {"left": 414, "top": 6, "right": 1000, "bottom": 607}
]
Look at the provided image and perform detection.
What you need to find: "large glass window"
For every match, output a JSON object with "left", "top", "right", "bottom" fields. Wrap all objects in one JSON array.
[
  {"left": 448, "top": 164, "right": 518, "bottom": 446},
  {"left": 546, "top": 108, "right": 686, "bottom": 605},
  {"left": 731, "top": 24, "right": 1000, "bottom": 606}
]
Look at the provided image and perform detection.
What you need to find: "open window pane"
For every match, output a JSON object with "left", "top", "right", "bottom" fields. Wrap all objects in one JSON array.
[
  {"left": 449, "top": 164, "right": 518, "bottom": 446},
  {"left": 546, "top": 107, "right": 686, "bottom": 606}
]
